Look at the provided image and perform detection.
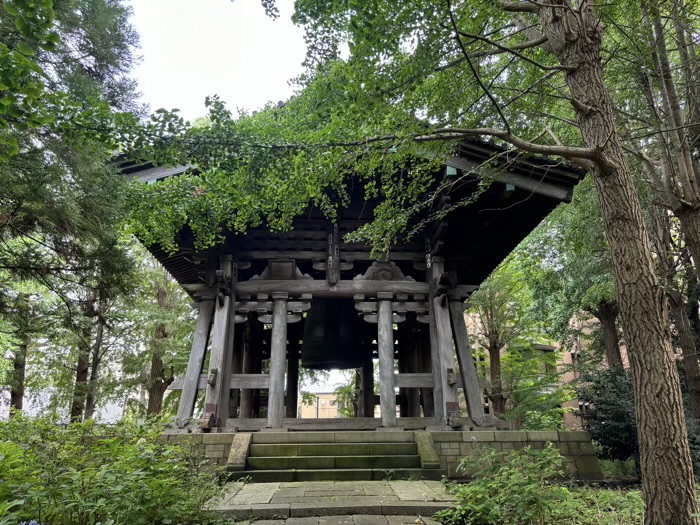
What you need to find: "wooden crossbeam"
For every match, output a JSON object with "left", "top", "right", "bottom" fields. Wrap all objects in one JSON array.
[{"left": 168, "top": 373, "right": 271, "bottom": 391}]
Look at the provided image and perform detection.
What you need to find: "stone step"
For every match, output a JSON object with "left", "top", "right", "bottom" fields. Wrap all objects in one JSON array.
[
  {"left": 250, "top": 431, "right": 416, "bottom": 444},
  {"left": 225, "top": 468, "right": 446, "bottom": 482},
  {"left": 249, "top": 443, "right": 418, "bottom": 457},
  {"left": 247, "top": 455, "right": 422, "bottom": 470}
]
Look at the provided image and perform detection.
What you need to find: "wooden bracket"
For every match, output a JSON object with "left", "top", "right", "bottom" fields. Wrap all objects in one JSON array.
[
  {"left": 208, "top": 368, "right": 218, "bottom": 387},
  {"left": 199, "top": 412, "right": 215, "bottom": 430},
  {"left": 447, "top": 369, "right": 457, "bottom": 385}
]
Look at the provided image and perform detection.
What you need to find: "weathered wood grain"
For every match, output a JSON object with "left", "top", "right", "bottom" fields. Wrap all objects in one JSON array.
[
  {"left": 176, "top": 300, "right": 214, "bottom": 421},
  {"left": 449, "top": 300, "right": 486, "bottom": 424},
  {"left": 267, "top": 294, "right": 288, "bottom": 428},
  {"left": 378, "top": 297, "right": 397, "bottom": 427}
]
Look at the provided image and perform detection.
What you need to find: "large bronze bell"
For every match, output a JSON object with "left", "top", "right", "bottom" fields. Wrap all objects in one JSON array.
[{"left": 301, "top": 298, "right": 371, "bottom": 370}]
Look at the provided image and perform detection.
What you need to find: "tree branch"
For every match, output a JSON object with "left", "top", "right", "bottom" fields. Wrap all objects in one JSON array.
[
  {"left": 459, "top": 30, "right": 572, "bottom": 71},
  {"left": 497, "top": 0, "right": 541, "bottom": 14},
  {"left": 446, "top": 0, "right": 512, "bottom": 133}
]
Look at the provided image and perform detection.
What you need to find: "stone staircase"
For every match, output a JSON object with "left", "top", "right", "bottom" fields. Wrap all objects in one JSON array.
[{"left": 226, "top": 431, "right": 445, "bottom": 482}]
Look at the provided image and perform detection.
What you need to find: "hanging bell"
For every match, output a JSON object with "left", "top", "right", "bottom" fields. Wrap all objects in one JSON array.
[{"left": 301, "top": 298, "right": 371, "bottom": 370}]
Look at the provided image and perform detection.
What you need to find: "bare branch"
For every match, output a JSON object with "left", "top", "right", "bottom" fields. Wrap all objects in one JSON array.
[
  {"left": 497, "top": 0, "right": 541, "bottom": 14},
  {"left": 459, "top": 30, "right": 573, "bottom": 71},
  {"left": 446, "top": 0, "right": 512, "bottom": 133}
]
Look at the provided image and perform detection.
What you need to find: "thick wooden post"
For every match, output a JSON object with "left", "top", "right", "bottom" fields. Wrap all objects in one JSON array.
[
  {"left": 429, "top": 306, "right": 446, "bottom": 421},
  {"left": 397, "top": 324, "right": 409, "bottom": 417},
  {"left": 229, "top": 326, "right": 244, "bottom": 419},
  {"left": 286, "top": 342, "right": 299, "bottom": 418},
  {"left": 177, "top": 300, "right": 214, "bottom": 421},
  {"left": 377, "top": 293, "right": 397, "bottom": 427},
  {"left": 204, "top": 256, "right": 235, "bottom": 428},
  {"left": 429, "top": 257, "right": 458, "bottom": 423},
  {"left": 239, "top": 320, "right": 253, "bottom": 418},
  {"left": 449, "top": 301, "right": 485, "bottom": 424},
  {"left": 406, "top": 322, "right": 421, "bottom": 417},
  {"left": 359, "top": 360, "right": 375, "bottom": 417},
  {"left": 417, "top": 323, "right": 434, "bottom": 417},
  {"left": 267, "top": 293, "right": 288, "bottom": 428}
]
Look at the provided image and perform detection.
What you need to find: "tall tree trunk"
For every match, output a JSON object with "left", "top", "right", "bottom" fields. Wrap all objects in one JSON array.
[
  {"left": 669, "top": 291, "right": 700, "bottom": 421},
  {"left": 488, "top": 344, "right": 506, "bottom": 415},
  {"left": 539, "top": 6, "right": 698, "bottom": 523},
  {"left": 591, "top": 302, "right": 622, "bottom": 368},
  {"left": 678, "top": 210, "right": 700, "bottom": 285},
  {"left": 9, "top": 335, "right": 28, "bottom": 413},
  {"left": 147, "top": 279, "right": 174, "bottom": 415},
  {"left": 70, "top": 337, "right": 91, "bottom": 422},
  {"left": 70, "top": 288, "right": 98, "bottom": 423},
  {"left": 146, "top": 343, "right": 172, "bottom": 415},
  {"left": 83, "top": 319, "right": 105, "bottom": 421}
]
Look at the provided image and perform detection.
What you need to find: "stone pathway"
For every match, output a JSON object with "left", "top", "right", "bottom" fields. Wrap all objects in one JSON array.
[{"left": 211, "top": 480, "right": 455, "bottom": 520}]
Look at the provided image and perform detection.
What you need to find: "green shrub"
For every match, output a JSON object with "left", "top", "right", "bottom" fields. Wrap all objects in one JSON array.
[
  {"left": 550, "top": 488, "right": 644, "bottom": 525},
  {"left": 435, "top": 444, "right": 568, "bottom": 525},
  {"left": 0, "top": 414, "right": 222, "bottom": 525},
  {"left": 434, "top": 444, "right": 645, "bottom": 525}
]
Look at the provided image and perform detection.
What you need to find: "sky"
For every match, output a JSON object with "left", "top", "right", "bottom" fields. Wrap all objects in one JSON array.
[
  {"left": 128, "top": 1, "right": 348, "bottom": 394},
  {"left": 130, "top": 0, "right": 308, "bottom": 122}
]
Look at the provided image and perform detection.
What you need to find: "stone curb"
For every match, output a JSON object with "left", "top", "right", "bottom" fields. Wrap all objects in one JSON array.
[{"left": 213, "top": 501, "right": 453, "bottom": 519}]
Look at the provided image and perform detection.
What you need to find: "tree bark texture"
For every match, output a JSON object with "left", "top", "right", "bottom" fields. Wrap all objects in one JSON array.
[
  {"left": 678, "top": 209, "right": 700, "bottom": 285},
  {"left": 147, "top": 280, "right": 175, "bottom": 415},
  {"left": 669, "top": 291, "right": 700, "bottom": 421},
  {"left": 591, "top": 302, "right": 622, "bottom": 368},
  {"left": 488, "top": 344, "right": 506, "bottom": 415},
  {"left": 539, "top": 5, "right": 698, "bottom": 523},
  {"left": 84, "top": 318, "right": 105, "bottom": 421},
  {"left": 9, "top": 336, "right": 28, "bottom": 412},
  {"left": 70, "top": 339, "right": 91, "bottom": 422}
]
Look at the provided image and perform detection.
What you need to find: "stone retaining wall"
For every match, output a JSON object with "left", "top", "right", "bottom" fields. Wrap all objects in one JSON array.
[
  {"left": 430, "top": 430, "right": 602, "bottom": 480},
  {"left": 161, "top": 430, "right": 603, "bottom": 480},
  {"left": 161, "top": 433, "right": 234, "bottom": 466}
]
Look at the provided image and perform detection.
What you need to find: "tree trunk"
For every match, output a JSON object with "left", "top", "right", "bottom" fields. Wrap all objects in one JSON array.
[
  {"left": 678, "top": 209, "right": 700, "bottom": 285},
  {"left": 147, "top": 342, "right": 172, "bottom": 415},
  {"left": 70, "top": 288, "right": 99, "bottom": 423},
  {"left": 147, "top": 280, "right": 175, "bottom": 415},
  {"left": 669, "top": 291, "right": 700, "bottom": 421},
  {"left": 591, "top": 302, "right": 622, "bottom": 368},
  {"left": 539, "top": 6, "right": 698, "bottom": 523},
  {"left": 9, "top": 336, "right": 28, "bottom": 413},
  {"left": 84, "top": 319, "right": 105, "bottom": 421},
  {"left": 70, "top": 338, "right": 91, "bottom": 422},
  {"left": 488, "top": 344, "right": 506, "bottom": 415}
]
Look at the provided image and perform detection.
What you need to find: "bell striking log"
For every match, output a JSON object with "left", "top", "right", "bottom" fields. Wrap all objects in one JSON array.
[{"left": 301, "top": 298, "right": 370, "bottom": 370}]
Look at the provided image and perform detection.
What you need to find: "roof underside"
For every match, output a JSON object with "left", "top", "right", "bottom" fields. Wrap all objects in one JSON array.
[{"left": 122, "top": 140, "right": 585, "bottom": 291}]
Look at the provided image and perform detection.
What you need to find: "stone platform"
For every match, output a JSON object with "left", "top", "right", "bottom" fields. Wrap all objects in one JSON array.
[{"left": 210, "top": 480, "right": 455, "bottom": 520}]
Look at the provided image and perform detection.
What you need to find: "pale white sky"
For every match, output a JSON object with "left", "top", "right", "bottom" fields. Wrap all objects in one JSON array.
[{"left": 130, "top": 0, "right": 308, "bottom": 122}]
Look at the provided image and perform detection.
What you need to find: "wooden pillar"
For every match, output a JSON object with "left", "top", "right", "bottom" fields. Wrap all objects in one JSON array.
[
  {"left": 267, "top": 293, "right": 288, "bottom": 428},
  {"left": 177, "top": 300, "right": 214, "bottom": 421},
  {"left": 417, "top": 324, "right": 434, "bottom": 417},
  {"left": 429, "top": 257, "right": 458, "bottom": 423},
  {"left": 229, "top": 325, "right": 244, "bottom": 419},
  {"left": 203, "top": 256, "right": 235, "bottom": 428},
  {"left": 406, "top": 321, "right": 421, "bottom": 417},
  {"left": 239, "top": 320, "right": 254, "bottom": 418},
  {"left": 449, "top": 301, "right": 485, "bottom": 424},
  {"left": 359, "top": 360, "right": 375, "bottom": 417},
  {"left": 429, "top": 307, "right": 446, "bottom": 421},
  {"left": 397, "top": 323, "right": 408, "bottom": 417},
  {"left": 377, "top": 293, "right": 397, "bottom": 427},
  {"left": 286, "top": 341, "right": 299, "bottom": 418},
  {"left": 252, "top": 331, "right": 263, "bottom": 418}
]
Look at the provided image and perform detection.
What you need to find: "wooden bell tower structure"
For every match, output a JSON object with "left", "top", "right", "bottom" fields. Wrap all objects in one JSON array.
[{"left": 122, "top": 141, "right": 584, "bottom": 432}]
